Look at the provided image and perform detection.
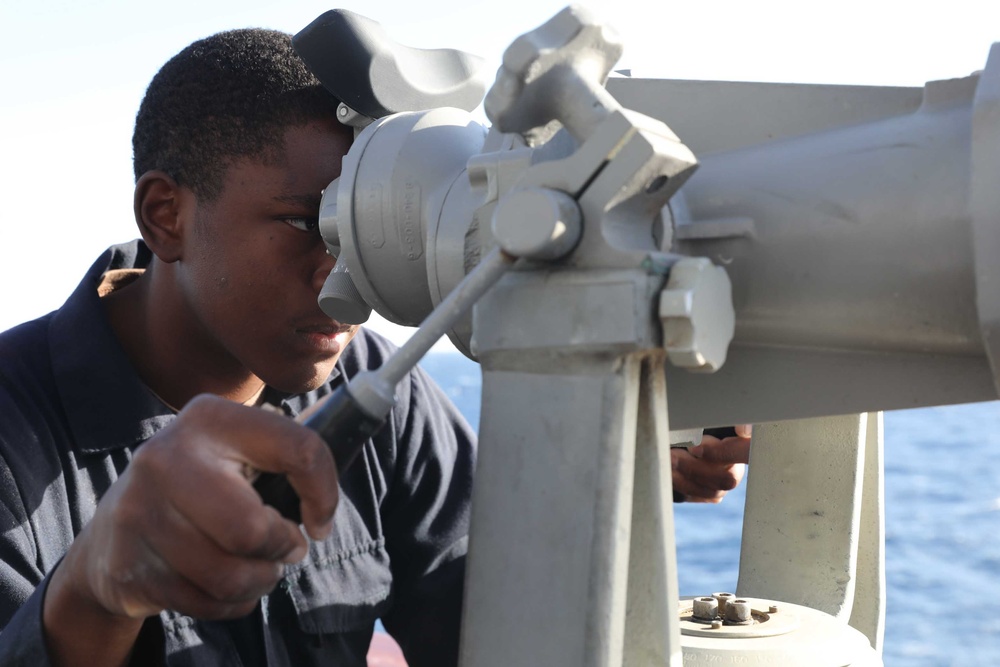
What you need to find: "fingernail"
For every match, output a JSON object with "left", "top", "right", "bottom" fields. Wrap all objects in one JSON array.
[
  {"left": 311, "top": 520, "right": 334, "bottom": 542},
  {"left": 283, "top": 539, "right": 308, "bottom": 564},
  {"left": 736, "top": 424, "right": 752, "bottom": 438}
]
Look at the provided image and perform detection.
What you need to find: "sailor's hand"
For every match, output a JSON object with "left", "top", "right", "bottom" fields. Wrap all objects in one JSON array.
[
  {"left": 672, "top": 425, "right": 751, "bottom": 503},
  {"left": 47, "top": 395, "right": 338, "bottom": 626}
]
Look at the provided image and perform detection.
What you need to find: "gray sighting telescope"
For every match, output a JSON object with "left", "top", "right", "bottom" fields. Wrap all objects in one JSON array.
[{"left": 296, "top": 6, "right": 1000, "bottom": 666}]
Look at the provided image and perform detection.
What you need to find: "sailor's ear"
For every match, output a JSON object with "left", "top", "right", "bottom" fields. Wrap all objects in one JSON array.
[{"left": 133, "top": 170, "right": 188, "bottom": 264}]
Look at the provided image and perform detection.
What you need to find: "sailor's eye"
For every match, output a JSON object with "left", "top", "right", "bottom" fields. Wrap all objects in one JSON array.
[{"left": 284, "top": 217, "right": 320, "bottom": 233}]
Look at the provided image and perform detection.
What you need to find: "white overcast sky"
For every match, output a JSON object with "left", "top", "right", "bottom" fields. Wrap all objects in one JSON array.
[{"left": 1, "top": 0, "right": 998, "bottom": 343}]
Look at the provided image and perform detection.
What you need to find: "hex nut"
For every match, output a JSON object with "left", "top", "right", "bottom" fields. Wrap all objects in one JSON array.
[
  {"left": 712, "top": 592, "right": 733, "bottom": 617},
  {"left": 692, "top": 597, "right": 719, "bottom": 621},
  {"left": 726, "top": 599, "right": 753, "bottom": 624}
]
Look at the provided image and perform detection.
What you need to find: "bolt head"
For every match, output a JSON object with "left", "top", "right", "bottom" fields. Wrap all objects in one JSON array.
[{"left": 660, "top": 258, "right": 735, "bottom": 372}]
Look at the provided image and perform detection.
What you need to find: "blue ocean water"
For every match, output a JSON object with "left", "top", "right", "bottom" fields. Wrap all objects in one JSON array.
[{"left": 419, "top": 351, "right": 1000, "bottom": 666}]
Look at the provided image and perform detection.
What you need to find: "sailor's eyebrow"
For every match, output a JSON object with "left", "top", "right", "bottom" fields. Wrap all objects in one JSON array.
[{"left": 273, "top": 193, "right": 323, "bottom": 209}]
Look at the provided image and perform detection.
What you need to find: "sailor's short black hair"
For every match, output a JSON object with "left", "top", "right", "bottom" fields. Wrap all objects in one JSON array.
[{"left": 132, "top": 28, "right": 340, "bottom": 201}]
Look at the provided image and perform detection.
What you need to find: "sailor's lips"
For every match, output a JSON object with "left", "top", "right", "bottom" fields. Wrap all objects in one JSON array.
[
  {"left": 295, "top": 322, "right": 354, "bottom": 353},
  {"left": 297, "top": 322, "right": 351, "bottom": 335}
]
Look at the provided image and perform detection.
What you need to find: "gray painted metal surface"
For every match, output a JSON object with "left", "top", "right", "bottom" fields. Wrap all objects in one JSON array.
[
  {"left": 312, "top": 6, "right": 1000, "bottom": 664},
  {"left": 972, "top": 44, "right": 1000, "bottom": 394},
  {"left": 614, "top": 68, "right": 1000, "bottom": 427},
  {"left": 737, "top": 413, "right": 885, "bottom": 652},
  {"left": 461, "top": 354, "right": 643, "bottom": 667}
]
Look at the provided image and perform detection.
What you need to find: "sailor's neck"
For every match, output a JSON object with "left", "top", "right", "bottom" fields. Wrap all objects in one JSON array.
[{"left": 100, "top": 267, "right": 267, "bottom": 410}]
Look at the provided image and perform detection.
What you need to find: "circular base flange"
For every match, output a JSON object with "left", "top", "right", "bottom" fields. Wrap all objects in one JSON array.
[
  {"left": 678, "top": 596, "right": 882, "bottom": 667},
  {"left": 679, "top": 597, "right": 800, "bottom": 639}
]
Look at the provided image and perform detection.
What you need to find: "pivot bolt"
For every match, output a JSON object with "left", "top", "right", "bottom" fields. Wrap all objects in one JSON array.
[{"left": 491, "top": 188, "right": 582, "bottom": 260}]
